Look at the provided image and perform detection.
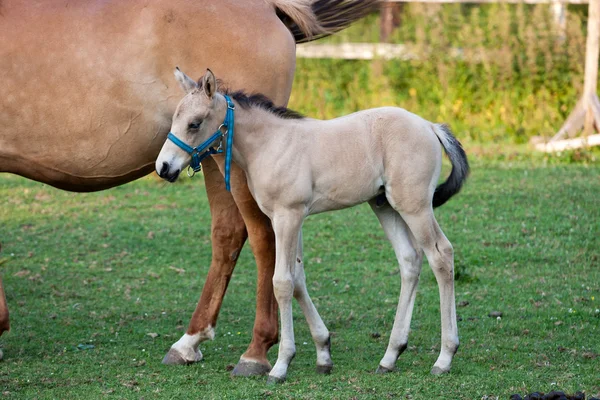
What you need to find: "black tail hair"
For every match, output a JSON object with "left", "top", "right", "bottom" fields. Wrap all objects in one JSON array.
[{"left": 432, "top": 124, "right": 469, "bottom": 208}]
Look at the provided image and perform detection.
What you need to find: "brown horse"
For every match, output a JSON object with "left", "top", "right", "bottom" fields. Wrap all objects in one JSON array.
[{"left": 0, "top": 0, "right": 376, "bottom": 374}]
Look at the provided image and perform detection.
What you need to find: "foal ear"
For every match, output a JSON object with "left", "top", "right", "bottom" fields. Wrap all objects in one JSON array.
[
  {"left": 200, "top": 69, "right": 217, "bottom": 99},
  {"left": 174, "top": 67, "right": 198, "bottom": 94}
]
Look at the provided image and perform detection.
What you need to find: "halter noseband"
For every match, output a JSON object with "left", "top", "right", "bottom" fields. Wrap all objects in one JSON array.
[{"left": 167, "top": 94, "right": 235, "bottom": 191}]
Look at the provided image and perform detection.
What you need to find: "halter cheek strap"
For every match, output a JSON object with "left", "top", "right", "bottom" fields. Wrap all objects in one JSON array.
[{"left": 167, "top": 94, "right": 235, "bottom": 191}]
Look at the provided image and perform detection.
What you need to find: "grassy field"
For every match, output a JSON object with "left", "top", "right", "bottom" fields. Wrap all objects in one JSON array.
[{"left": 0, "top": 161, "right": 598, "bottom": 399}]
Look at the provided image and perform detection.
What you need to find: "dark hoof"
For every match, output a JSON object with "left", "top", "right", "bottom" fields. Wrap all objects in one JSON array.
[
  {"left": 161, "top": 348, "right": 199, "bottom": 365},
  {"left": 231, "top": 359, "right": 271, "bottom": 377},
  {"left": 375, "top": 365, "right": 394, "bottom": 374},
  {"left": 316, "top": 364, "right": 333, "bottom": 374},
  {"left": 266, "top": 375, "right": 286, "bottom": 385},
  {"left": 430, "top": 366, "right": 449, "bottom": 375}
]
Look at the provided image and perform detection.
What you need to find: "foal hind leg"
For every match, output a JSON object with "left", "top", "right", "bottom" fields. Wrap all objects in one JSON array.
[
  {"left": 368, "top": 199, "right": 423, "bottom": 373},
  {"left": 399, "top": 208, "right": 459, "bottom": 375},
  {"left": 293, "top": 231, "right": 333, "bottom": 374}
]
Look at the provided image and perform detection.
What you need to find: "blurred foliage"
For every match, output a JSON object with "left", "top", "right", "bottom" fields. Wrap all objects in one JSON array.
[{"left": 290, "top": 3, "right": 596, "bottom": 153}]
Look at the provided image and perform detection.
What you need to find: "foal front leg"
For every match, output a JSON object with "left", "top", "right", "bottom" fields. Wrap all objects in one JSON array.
[{"left": 267, "top": 210, "right": 304, "bottom": 384}]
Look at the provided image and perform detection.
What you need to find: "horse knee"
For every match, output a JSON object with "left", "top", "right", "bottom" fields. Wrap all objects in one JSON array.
[
  {"left": 211, "top": 223, "right": 247, "bottom": 262},
  {"left": 0, "top": 312, "right": 9, "bottom": 335}
]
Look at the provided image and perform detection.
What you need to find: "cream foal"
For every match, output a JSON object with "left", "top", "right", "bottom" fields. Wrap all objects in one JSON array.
[{"left": 156, "top": 69, "right": 469, "bottom": 383}]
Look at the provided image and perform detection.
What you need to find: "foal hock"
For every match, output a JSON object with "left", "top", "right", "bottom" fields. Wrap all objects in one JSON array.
[{"left": 157, "top": 69, "right": 470, "bottom": 383}]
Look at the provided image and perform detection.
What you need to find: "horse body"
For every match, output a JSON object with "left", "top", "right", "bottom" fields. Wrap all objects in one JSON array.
[
  {"left": 157, "top": 69, "right": 469, "bottom": 382},
  {"left": 0, "top": 0, "right": 295, "bottom": 190},
  {"left": 0, "top": 0, "right": 377, "bottom": 373}
]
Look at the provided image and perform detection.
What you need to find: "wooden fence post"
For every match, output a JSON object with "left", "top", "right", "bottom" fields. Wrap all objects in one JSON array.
[
  {"left": 380, "top": 2, "right": 403, "bottom": 43},
  {"left": 539, "top": 0, "right": 600, "bottom": 151}
]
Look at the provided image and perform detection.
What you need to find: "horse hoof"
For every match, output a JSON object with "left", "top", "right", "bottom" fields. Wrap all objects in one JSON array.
[
  {"left": 161, "top": 348, "right": 201, "bottom": 365},
  {"left": 266, "top": 375, "right": 286, "bottom": 385},
  {"left": 316, "top": 364, "right": 333, "bottom": 374},
  {"left": 375, "top": 365, "right": 394, "bottom": 374},
  {"left": 430, "top": 366, "right": 450, "bottom": 375},
  {"left": 231, "top": 359, "right": 271, "bottom": 377}
]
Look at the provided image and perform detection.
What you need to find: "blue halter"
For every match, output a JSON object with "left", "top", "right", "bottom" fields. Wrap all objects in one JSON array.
[{"left": 167, "top": 94, "right": 235, "bottom": 191}]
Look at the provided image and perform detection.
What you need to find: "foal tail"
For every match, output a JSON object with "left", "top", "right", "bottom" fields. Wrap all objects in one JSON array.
[
  {"left": 271, "top": 0, "right": 380, "bottom": 43},
  {"left": 432, "top": 124, "right": 470, "bottom": 208}
]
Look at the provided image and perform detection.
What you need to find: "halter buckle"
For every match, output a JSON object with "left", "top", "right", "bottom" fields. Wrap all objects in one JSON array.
[{"left": 186, "top": 165, "right": 197, "bottom": 177}]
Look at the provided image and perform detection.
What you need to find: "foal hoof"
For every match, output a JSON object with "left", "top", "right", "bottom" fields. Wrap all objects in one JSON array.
[
  {"left": 316, "top": 364, "right": 333, "bottom": 374},
  {"left": 266, "top": 375, "right": 286, "bottom": 385},
  {"left": 161, "top": 348, "right": 201, "bottom": 365},
  {"left": 375, "top": 365, "right": 394, "bottom": 374},
  {"left": 430, "top": 365, "right": 450, "bottom": 375},
  {"left": 231, "top": 359, "right": 271, "bottom": 377}
]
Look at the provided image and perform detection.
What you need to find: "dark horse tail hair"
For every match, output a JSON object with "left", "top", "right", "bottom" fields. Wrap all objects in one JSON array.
[
  {"left": 275, "top": 0, "right": 380, "bottom": 44},
  {"left": 432, "top": 124, "right": 470, "bottom": 208}
]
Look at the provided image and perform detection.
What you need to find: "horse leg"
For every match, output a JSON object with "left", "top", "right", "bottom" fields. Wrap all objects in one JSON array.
[
  {"left": 163, "top": 156, "right": 248, "bottom": 365},
  {"left": 292, "top": 231, "right": 332, "bottom": 374},
  {"left": 368, "top": 199, "right": 423, "bottom": 373},
  {"left": 0, "top": 273, "right": 9, "bottom": 359},
  {"left": 203, "top": 156, "right": 279, "bottom": 377},
  {"left": 397, "top": 208, "right": 459, "bottom": 375},
  {"left": 267, "top": 210, "right": 304, "bottom": 384},
  {"left": 229, "top": 170, "right": 278, "bottom": 377}
]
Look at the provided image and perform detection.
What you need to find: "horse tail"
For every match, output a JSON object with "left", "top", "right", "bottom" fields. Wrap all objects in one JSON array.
[
  {"left": 270, "top": 0, "right": 380, "bottom": 43},
  {"left": 431, "top": 124, "right": 470, "bottom": 208}
]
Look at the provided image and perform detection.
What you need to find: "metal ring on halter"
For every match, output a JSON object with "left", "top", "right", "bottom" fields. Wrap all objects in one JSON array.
[
  {"left": 187, "top": 165, "right": 196, "bottom": 177},
  {"left": 218, "top": 123, "right": 228, "bottom": 135}
]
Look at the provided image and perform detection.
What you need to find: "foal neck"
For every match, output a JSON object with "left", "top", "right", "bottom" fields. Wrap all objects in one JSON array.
[{"left": 225, "top": 93, "right": 297, "bottom": 169}]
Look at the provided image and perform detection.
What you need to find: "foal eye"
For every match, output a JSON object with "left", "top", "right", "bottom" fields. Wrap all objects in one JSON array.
[{"left": 188, "top": 122, "right": 201, "bottom": 130}]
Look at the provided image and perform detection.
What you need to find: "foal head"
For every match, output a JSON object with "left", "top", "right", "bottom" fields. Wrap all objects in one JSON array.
[{"left": 156, "top": 68, "right": 226, "bottom": 182}]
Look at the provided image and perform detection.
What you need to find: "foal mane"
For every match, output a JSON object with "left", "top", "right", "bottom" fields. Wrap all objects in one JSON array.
[
  {"left": 227, "top": 90, "right": 305, "bottom": 120},
  {"left": 198, "top": 78, "right": 305, "bottom": 120}
]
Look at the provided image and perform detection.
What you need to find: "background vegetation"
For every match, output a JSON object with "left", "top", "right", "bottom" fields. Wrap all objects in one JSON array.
[{"left": 291, "top": 3, "right": 592, "bottom": 149}]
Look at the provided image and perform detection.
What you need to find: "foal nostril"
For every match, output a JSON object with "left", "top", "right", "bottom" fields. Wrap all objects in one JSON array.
[{"left": 159, "top": 161, "right": 170, "bottom": 177}]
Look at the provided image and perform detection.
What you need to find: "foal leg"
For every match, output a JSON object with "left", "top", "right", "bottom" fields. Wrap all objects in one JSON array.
[
  {"left": 293, "top": 231, "right": 333, "bottom": 374},
  {"left": 267, "top": 210, "right": 304, "bottom": 384},
  {"left": 399, "top": 208, "right": 459, "bottom": 375},
  {"left": 368, "top": 199, "right": 423, "bottom": 373}
]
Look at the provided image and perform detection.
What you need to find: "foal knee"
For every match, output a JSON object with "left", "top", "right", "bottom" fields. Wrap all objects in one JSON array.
[
  {"left": 429, "top": 239, "right": 454, "bottom": 277},
  {"left": 273, "top": 276, "right": 294, "bottom": 302},
  {"left": 400, "top": 248, "right": 422, "bottom": 280}
]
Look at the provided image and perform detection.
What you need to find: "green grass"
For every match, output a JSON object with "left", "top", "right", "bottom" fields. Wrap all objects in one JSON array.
[{"left": 0, "top": 162, "right": 599, "bottom": 399}]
